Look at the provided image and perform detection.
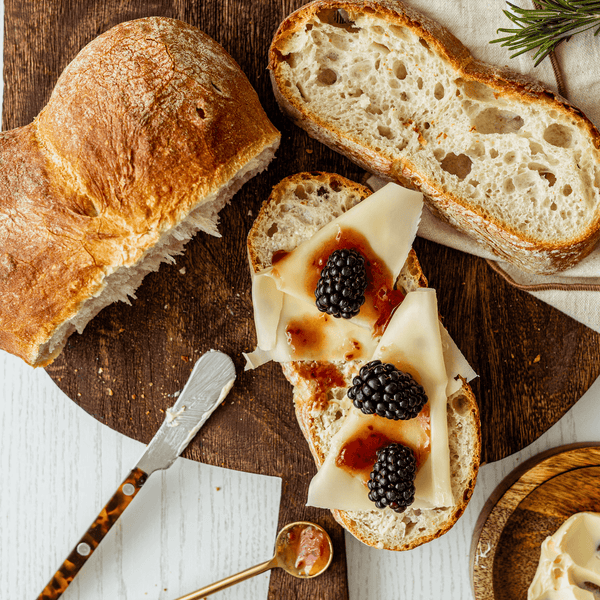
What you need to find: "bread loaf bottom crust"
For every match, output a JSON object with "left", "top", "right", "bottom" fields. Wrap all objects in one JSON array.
[
  {"left": 248, "top": 172, "right": 480, "bottom": 550},
  {"left": 269, "top": 0, "right": 600, "bottom": 274}
]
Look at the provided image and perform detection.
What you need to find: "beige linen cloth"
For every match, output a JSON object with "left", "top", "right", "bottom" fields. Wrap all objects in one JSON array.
[{"left": 370, "top": 0, "right": 600, "bottom": 332}]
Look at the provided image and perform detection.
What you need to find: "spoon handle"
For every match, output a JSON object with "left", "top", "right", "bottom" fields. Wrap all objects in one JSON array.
[{"left": 175, "top": 556, "right": 279, "bottom": 599}]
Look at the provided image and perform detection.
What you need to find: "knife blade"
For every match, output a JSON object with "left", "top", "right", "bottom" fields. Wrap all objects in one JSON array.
[{"left": 37, "top": 350, "right": 236, "bottom": 600}]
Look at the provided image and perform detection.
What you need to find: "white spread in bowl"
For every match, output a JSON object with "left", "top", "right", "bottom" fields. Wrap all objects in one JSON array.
[{"left": 529, "top": 512, "right": 600, "bottom": 600}]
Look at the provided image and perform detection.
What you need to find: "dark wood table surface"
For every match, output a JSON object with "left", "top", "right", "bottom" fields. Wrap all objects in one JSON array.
[{"left": 4, "top": 1, "right": 600, "bottom": 598}]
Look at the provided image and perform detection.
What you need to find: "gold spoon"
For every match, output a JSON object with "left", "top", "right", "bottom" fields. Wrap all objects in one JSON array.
[{"left": 174, "top": 521, "right": 333, "bottom": 599}]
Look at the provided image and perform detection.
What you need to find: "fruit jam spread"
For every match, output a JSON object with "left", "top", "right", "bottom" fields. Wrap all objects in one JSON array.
[
  {"left": 273, "top": 225, "right": 405, "bottom": 338},
  {"left": 285, "top": 317, "right": 327, "bottom": 357},
  {"left": 291, "top": 362, "right": 345, "bottom": 412},
  {"left": 335, "top": 405, "right": 431, "bottom": 483},
  {"left": 278, "top": 523, "right": 332, "bottom": 577},
  {"left": 284, "top": 314, "right": 368, "bottom": 361}
]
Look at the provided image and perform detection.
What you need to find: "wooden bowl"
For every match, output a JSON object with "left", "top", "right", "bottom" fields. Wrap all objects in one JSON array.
[{"left": 471, "top": 443, "right": 600, "bottom": 600}]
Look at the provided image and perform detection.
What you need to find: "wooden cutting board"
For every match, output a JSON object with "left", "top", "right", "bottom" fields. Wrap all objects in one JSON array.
[
  {"left": 471, "top": 444, "right": 600, "bottom": 600},
  {"left": 4, "top": 1, "right": 600, "bottom": 598}
]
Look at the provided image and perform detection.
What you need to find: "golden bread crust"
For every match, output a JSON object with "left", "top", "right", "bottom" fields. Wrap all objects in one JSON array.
[{"left": 0, "top": 17, "right": 280, "bottom": 366}]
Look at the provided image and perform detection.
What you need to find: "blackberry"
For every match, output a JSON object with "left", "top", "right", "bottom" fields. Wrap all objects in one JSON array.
[
  {"left": 367, "top": 443, "right": 416, "bottom": 513},
  {"left": 314, "top": 248, "right": 367, "bottom": 319},
  {"left": 347, "top": 360, "right": 428, "bottom": 420}
]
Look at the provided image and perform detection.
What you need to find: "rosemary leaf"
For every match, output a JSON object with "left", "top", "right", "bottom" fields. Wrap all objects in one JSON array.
[{"left": 491, "top": 0, "right": 600, "bottom": 65}]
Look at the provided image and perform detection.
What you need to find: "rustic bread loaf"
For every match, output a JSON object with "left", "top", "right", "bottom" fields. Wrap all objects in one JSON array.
[
  {"left": 247, "top": 172, "right": 480, "bottom": 550},
  {"left": 268, "top": 0, "right": 600, "bottom": 274},
  {"left": 0, "top": 17, "right": 280, "bottom": 367}
]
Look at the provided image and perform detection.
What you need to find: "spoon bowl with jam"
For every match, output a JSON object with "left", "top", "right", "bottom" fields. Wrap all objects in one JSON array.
[{"left": 174, "top": 521, "right": 333, "bottom": 599}]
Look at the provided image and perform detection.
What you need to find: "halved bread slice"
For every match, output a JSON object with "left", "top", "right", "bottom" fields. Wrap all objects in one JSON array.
[
  {"left": 268, "top": 1, "right": 600, "bottom": 274},
  {"left": 247, "top": 172, "right": 480, "bottom": 550}
]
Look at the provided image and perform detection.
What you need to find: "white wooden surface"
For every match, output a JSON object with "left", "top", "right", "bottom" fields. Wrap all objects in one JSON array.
[
  {"left": 0, "top": 352, "right": 282, "bottom": 600},
  {"left": 3, "top": 2, "right": 600, "bottom": 599},
  {"left": 4, "top": 342, "right": 600, "bottom": 600}
]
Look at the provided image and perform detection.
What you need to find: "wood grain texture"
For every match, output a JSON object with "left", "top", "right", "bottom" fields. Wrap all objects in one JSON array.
[
  {"left": 38, "top": 467, "right": 148, "bottom": 600},
  {"left": 3, "top": 0, "right": 600, "bottom": 597},
  {"left": 471, "top": 444, "right": 600, "bottom": 600},
  {"left": 0, "top": 349, "right": 283, "bottom": 600}
]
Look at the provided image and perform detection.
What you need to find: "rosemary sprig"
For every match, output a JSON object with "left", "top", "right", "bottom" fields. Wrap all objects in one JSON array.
[{"left": 491, "top": 0, "right": 600, "bottom": 66}]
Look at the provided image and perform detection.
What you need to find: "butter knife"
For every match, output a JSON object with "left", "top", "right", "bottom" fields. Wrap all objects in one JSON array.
[{"left": 37, "top": 350, "right": 236, "bottom": 600}]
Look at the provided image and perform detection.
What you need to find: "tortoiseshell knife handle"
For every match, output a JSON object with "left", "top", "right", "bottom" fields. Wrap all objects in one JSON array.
[{"left": 37, "top": 467, "right": 148, "bottom": 600}]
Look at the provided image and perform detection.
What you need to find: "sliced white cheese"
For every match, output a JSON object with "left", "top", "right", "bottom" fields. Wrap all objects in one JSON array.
[
  {"left": 244, "top": 347, "right": 273, "bottom": 371},
  {"left": 246, "top": 293, "right": 379, "bottom": 367},
  {"left": 269, "top": 183, "right": 422, "bottom": 328},
  {"left": 251, "top": 269, "right": 283, "bottom": 352},
  {"left": 375, "top": 289, "right": 453, "bottom": 508},
  {"left": 439, "top": 324, "right": 478, "bottom": 396},
  {"left": 245, "top": 183, "right": 423, "bottom": 369},
  {"left": 307, "top": 289, "right": 454, "bottom": 512},
  {"left": 307, "top": 407, "right": 430, "bottom": 511}
]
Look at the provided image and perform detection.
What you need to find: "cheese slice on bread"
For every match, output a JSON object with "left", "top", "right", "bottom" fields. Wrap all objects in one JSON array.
[
  {"left": 246, "top": 172, "right": 480, "bottom": 550},
  {"left": 246, "top": 181, "right": 422, "bottom": 366},
  {"left": 308, "top": 289, "right": 454, "bottom": 512}
]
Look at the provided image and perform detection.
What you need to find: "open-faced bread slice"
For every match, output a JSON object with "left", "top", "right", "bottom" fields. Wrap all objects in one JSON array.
[{"left": 247, "top": 172, "right": 480, "bottom": 550}]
